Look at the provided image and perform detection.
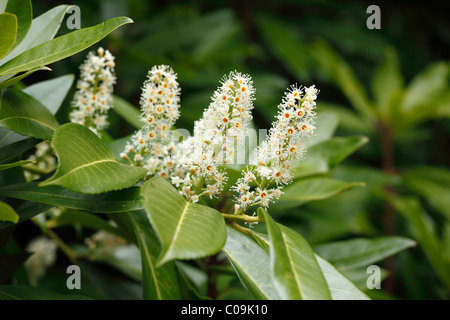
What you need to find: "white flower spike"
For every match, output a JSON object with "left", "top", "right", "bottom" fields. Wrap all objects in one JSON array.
[{"left": 70, "top": 47, "right": 116, "bottom": 134}]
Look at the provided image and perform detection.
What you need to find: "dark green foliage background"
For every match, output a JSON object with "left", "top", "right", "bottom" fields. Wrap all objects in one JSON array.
[{"left": 5, "top": 0, "right": 449, "bottom": 300}]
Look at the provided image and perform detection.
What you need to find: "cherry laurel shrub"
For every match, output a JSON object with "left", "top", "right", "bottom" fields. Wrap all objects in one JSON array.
[{"left": 0, "top": 0, "right": 416, "bottom": 300}]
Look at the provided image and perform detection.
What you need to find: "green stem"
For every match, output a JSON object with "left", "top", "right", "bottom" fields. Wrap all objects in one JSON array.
[
  {"left": 45, "top": 228, "right": 79, "bottom": 265},
  {"left": 227, "top": 221, "right": 254, "bottom": 237},
  {"left": 22, "top": 164, "right": 52, "bottom": 175},
  {"left": 222, "top": 213, "right": 263, "bottom": 223}
]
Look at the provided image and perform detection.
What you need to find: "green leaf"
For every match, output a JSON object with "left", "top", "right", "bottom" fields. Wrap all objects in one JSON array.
[
  {"left": 314, "top": 255, "right": 370, "bottom": 300},
  {"left": 0, "top": 159, "right": 32, "bottom": 170},
  {"left": 0, "top": 201, "right": 18, "bottom": 223},
  {"left": 273, "top": 177, "right": 365, "bottom": 210},
  {"left": 317, "top": 101, "right": 372, "bottom": 134},
  {"left": 249, "top": 230, "right": 369, "bottom": 300},
  {"left": 0, "top": 13, "right": 17, "bottom": 60},
  {"left": 0, "top": 5, "right": 69, "bottom": 67},
  {"left": 307, "top": 112, "right": 339, "bottom": 147},
  {"left": 0, "top": 88, "right": 60, "bottom": 140},
  {"left": 261, "top": 209, "right": 331, "bottom": 300},
  {"left": 314, "top": 237, "right": 416, "bottom": 271},
  {"left": 371, "top": 47, "right": 404, "bottom": 120},
  {"left": 23, "top": 74, "right": 74, "bottom": 115},
  {"left": 222, "top": 226, "right": 282, "bottom": 300},
  {"left": 40, "top": 123, "right": 147, "bottom": 194},
  {"left": 130, "top": 210, "right": 183, "bottom": 299},
  {"left": 0, "top": 201, "right": 51, "bottom": 229},
  {"left": 0, "top": 66, "right": 50, "bottom": 90},
  {"left": 257, "top": 15, "right": 312, "bottom": 81},
  {"left": 0, "top": 182, "right": 143, "bottom": 215},
  {"left": 112, "top": 95, "right": 142, "bottom": 129},
  {"left": 141, "top": 177, "right": 226, "bottom": 267},
  {"left": 48, "top": 209, "right": 124, "bottom": 238},
  {"left": 0, "top": 127, "right": 37, "bottom": 163},
  {"left": 0, "top": 285, "right": 92, "bottom": 300},
  {"left": 294, "top": 136, "right": 369, "bottom": 179},
  {"left": 396, "top": 62, "right": 450, "bottom": 129},
  {"left": 4, "top": 0, "right": 32, "bottom": 51},
  {"left": 0, "top": 16, "right": 133, "bottom": 77},
  {"left": 403, "top": 166, "right": 450, "bottom": 221},
  {"left": 391, "top": 196, "right": 450, "bottom": 289},
  {"left": 311, "top": 40, "right": 374, "bottom": 120},
  {"left": 401, "top": 62, "right": 449, "bottom": 115}
]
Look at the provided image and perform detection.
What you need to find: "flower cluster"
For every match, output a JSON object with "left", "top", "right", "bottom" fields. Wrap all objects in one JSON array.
[
  {"left": 121, "top": 65, "right": 181, "bottom": 177},
  {"left": 24, "top": 141, "right": 56, "bottom": 181},
  {"left": 69, "top": 47, "right": 116, "bottom": 135},
  {"left": 24, "top": 236, "right": 57, "bottom": 285},
  {"left": 174, "top": 71, "right": 255, "bottom": 202},
  {"left": 232, "top": 84, "right": 319, "bottom": 211}
]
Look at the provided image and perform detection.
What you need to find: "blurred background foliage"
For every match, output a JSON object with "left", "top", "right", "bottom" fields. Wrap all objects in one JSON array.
[{"left": 16, "top": 0, "right": 449, "bottom": 299}]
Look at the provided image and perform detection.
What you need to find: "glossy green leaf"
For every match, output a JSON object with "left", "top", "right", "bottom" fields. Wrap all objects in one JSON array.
[
  {"left": 261, "top": 209, "right": 331, "bottom": 300},
  {"left": 0, "top": 285, "right": 92, "bottom": 300},
  {"left": 403, "top": 166, "right": 450, "bottom": 221},
  {"left": 0, "top": 201, "right": 18, "bottom": 223},
  {"left": 0, "top": 159, "right": 32, "bottom": 170},
  {"left": 0, "top": 127, "right": 37, "bottom": 163},
  {"left": 40, "top": 123, "right": 147, "bottom": 194},
  {"left": 223, "top": 226, "right": 282, "bottom": 300},
  {"left": 311, "top": 40, "right": 374, "bottom": 120},
  {"left": 23, "top": 74, "right": 74, "bottom": 115},
  {"left": 294, "top": 136, "right": 369, "bottom": 179},
  {"left": 0, "top": 13, "right": 17, "bottom": 60},
  {"left": 48, "top": 210, "right": 124, "bottom": 238},
  {"left": 0, "top": 88, "right": 59, "bottom": 140},
  {"left": 112, "top": 95, "right": 142, "bottom": 129},
  {"left": 371, "top": 47, "right": 404, "bottom": 120},
  {"left": 0, "top": 201, "right": 51, "bottom": 229},
  {"left": 0, "top": 16, "right": 133, "bottom": 77},
  {"left": 130, "top": 210, "right": 183, "bottom": 299},
  {"left": 0, "top": 182, "right": 143, "bottom": 215},
  {"left": 273, "top": 177, "right": 365, "bottom": 210},
  {"left": 4, "top": 0, "right": 32, "bottom": 51},
  {"left": 314, "top": 237, "right": 416, "bottom": 271},
  {"left": 0, "top": 66, "right": 50, "bottom": 90},
  {"left": 250, "top": 230, "right": 369, "bottom": 300},
  {"left": 342, "top": 267, "right": 389, "bottom": 291},
  {"left": 0, "top": 5, "right": 69, "bottom": 66},
  {"left": 141, "top": 177, "right": 226, "bottom": 267},
  {"left": 315, "top": 255, "right": 370, "bottom": 300}
]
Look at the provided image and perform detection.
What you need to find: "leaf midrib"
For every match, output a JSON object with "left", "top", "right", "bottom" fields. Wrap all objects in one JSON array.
[
  {"left": 280, "top": 231, "right": 303, "bottom": 299},
  {"left": 49, "top": 159, "right": 117, "bottom": 182},
  {"left": 136, "top": 225, "right": 162, "bottom": 300},
  {"left": 164, "top": 201, "right": 190, "bottom": 257},
  {"left": 0, "top": 115, "right": 58, "bottom": 131}
]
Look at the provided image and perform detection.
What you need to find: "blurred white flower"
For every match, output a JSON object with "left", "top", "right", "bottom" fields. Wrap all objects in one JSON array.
[{"left": 24, "top": 236, "right": 57, "bottom": 286}]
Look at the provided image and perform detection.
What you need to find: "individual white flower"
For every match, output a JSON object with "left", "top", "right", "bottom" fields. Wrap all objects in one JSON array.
[{"left": 69, "top": 47, "right": 116, "bottom": 134}]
